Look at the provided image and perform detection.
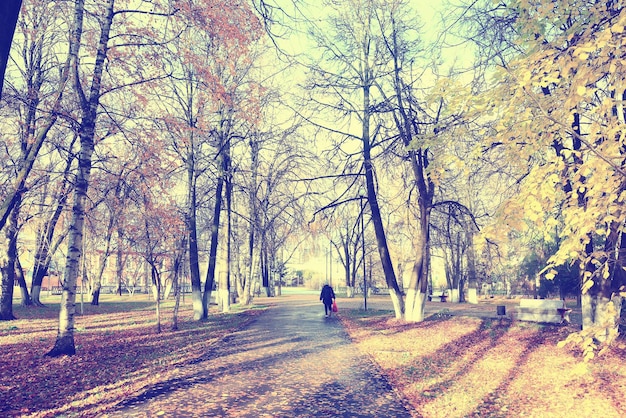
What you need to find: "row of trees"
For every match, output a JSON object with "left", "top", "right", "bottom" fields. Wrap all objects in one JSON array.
[
  {"left": 1, "top": 0, "right": 625, "bottom": 357},
  {"left": 293, "top": 0, "right": 625, "bottom": 353},
  {"left": 0, "top": 0, "right": 311, "bottom": 355}
]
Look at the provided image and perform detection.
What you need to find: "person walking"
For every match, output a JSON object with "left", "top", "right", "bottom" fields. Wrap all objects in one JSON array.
[{"left": 320, "top": 283, "right": 336, "bottom": 318}]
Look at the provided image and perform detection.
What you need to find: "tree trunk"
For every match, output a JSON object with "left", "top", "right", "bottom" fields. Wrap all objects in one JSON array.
[
  {"left": 187, "top": 159, "right": 203, "bottom": 319},
  {"left": 116, "top": 226, "right": 124, "bottom": 294},
  {"left": 344, "top": 240, "right": 353, "bottom": 298},
  {"left": 0, "top": 197, "right": 19, "bottom": 320},
  {"left": 0, "top": 0, "right": 22, "bottom": 100},
  {"left": 91, "top": 214, "right": 114, "bottom": 305},
  {"left": 241, "top": 243, "right": 255, "bottom": 305},
  {"left": 47, "top": 0, "right": 113, "bottom": 357},
  {"left": 223, "top": 151, "right": 233, "bottom": 311},
  {"left": 362, "top": 83, "right": 403, "bottom": 317},
  {"left": 171, "top": 237, "right": 186, "bottom": 331},
  {"left": 153, "top": 264, "right": 161, "bottom": 333},
  {"left": 405, "top": 208, "right": 431, "bottom": 322},
  {"left": 203, "top": 174, "right": 224, "bottom": 318},
  {"left": 233, "top": 200, "right": 246, "bottom": 302},
  {"left": 261, "top": 245, "right": 271, "bottom": 297},
  {"left": 31, "top": 205, "right": 70, "bottom": 306},
  {"left": 466, "top": 229, "right": 478, "bottom": 304},
  {"left": 15, "top": 254, "right": 31, "bottom": 306},
  {"left": 30, "top": 145, "right": 74, "bottom": 306},
  {"left": 580, "top": 218, "right": 625, "bottom": 342},
  {"left": 242, "top": 137, "right": 259, "bottom": 306}
]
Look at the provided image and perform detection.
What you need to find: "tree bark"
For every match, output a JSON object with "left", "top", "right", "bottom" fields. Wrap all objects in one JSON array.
[
  {"left": 242, "top": 137, "right": 260, "bottom": 305},
  {"left": 359, "top": 20, "right": 404, "bottom": 317},
  {"left": 223, "top": 141, "right": 233, "bottom": 310},
  {"left": 186, "top": 147, "right": 203, "bottom": 319},
  {"left": 171, "top": 237, "right": 186, "bottom": 331},
  {"left": 363, "top": 86, "right": 403, "bottom": 317},
  {"left": 15, "top": 254, "right": 31, "bottom": 306},
  {"left": 0, "top": 194, "right": 19, "bottom": 320},
  {"left": 405, "top": 207, "right": 431, "bottom": 322},
  {"left": 386, "top": 17, "right": 437, "bottom": 321},
  {"left": 91, "top": 213, "right": 115, "bottom": 305},
  {"left": 202, "top": 175, "right": 224, "bottom": 318},
  {"left": 0, "top": 0, "right": 22, "bottom": 100},
  {"left": 47, "top": 0, "right": 114, "bottom": 357},
  {"left": 115, "top": 226, "right": 124, "bottom": 294}
]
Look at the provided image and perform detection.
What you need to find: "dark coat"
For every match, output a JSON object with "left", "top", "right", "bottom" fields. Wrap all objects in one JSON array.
[{"left": 320, "top": 285, "right": 335, "bottom": 305}]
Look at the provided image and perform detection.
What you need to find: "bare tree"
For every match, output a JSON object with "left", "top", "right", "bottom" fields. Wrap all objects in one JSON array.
[{"left": 301, "top": 0, "right": 405, "bottom": 316}]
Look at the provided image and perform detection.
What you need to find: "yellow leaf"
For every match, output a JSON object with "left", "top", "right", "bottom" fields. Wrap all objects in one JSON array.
[
  {"left": 545, "top": 269, "right": 558, "bottom": 280},
  {"left": 577, "top": 86, "right": 587, "bottom": 95},
  {"left": 582, "top": 278, "right": 594, "bottom": 293},
  {"left": 612, "top": 23, "right": 624, "bottom": 33}
]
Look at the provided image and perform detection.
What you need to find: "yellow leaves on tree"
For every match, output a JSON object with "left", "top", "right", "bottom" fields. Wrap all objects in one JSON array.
[{"left": 480, "top": 0, "right": 626, "bottom": 276}]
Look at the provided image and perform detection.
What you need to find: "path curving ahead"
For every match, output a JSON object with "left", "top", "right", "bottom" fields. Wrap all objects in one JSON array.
[{"left": 107, "top": 294, "right": 414, "bottom": 417}]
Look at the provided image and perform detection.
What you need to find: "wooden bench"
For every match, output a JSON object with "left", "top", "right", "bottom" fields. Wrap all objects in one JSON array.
[
  {"left": 515, "top": 299, "right": 571, "bottom": 324},
  {"left": 428, "top": 293, "right": 447, "bottom": 302}
]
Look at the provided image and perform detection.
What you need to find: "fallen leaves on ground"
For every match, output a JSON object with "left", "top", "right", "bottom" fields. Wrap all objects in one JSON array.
[
  {"left": 339, "top": 311, "right": 626, "bottom": 418},
  {"left": 0, "top": 296, "right": 266, "bottom": 418}
]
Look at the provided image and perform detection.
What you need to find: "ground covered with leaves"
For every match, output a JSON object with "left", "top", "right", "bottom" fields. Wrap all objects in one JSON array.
[
  {"left": 4, "top": 295, "right": 626, "bottom": 418},
  {"left": 339, "top": 309, "right": 626, "bottom": 417},
  {"left": 0, "top": 295, "right": 266, "bottom": 417}
]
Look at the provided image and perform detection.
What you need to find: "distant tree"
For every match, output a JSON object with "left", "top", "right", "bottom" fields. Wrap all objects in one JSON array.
[
  {"left": 154, "top": 0, "right": 263, "bottom": 320},
  {"left": 333, "top": 216, "right": 365, "bottom": 298}
]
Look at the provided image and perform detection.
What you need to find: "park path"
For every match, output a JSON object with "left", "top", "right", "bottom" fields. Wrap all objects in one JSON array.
[{"left": 106, "top": 294, "right": 415, "bottom": 417}]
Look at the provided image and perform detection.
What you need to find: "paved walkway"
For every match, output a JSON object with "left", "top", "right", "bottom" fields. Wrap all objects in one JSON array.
[{"left": 107, "top": 295, "right": 415, "bottom": 417}]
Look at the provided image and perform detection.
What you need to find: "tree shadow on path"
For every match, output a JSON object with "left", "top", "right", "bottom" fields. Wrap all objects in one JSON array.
[{"left": 107, "top": 300, "right": 416, "bottom": 417}]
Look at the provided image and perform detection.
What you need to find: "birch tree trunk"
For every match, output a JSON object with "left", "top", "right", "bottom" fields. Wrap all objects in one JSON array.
[
  {"left": 16, "top": 255, "right": 31, "bottom": 306},
  {"left": 223, "top": 144, "right": 233, "bottom": 310},
  {"left": 241, "top": 137, "right": 259, "bottom": 306},
  {"left": 47, "top": 0, "right": 114, "bottom": 357}
]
